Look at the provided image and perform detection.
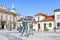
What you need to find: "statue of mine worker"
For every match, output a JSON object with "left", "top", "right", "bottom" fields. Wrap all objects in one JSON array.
[
  {"left": 29, "top": 22, "right": 33, "bottom": 35},
  {"left": 21, "top": 18, "right": 28, "bottom": 37},
  {"left": 18, "top": 18, "right": 28, "bottom": 37},
  {"left": 18, "top": 17, "right": 33, "bottom": 37}
]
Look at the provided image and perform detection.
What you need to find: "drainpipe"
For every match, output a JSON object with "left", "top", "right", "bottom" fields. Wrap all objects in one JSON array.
[
  {"left": 54, "top": 17, "right": 56, "bottom": 32},
  {"left": 38, "top": 17, "right": 40, "bottom": 31}
]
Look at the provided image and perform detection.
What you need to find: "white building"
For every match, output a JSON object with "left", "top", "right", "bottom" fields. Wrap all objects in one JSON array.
[
  {"left": 54, "top": 9, "right": 60, "bottom": 28},
  {"left": 32, "top": 9, "right": 60, "bottom": 31}
]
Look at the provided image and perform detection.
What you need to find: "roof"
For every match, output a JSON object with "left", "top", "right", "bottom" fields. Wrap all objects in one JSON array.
[
  {"left": 35, "top": 12, "right": 47, "bottom": 16},
  {"left": 0, "top": 8, "right": 17, "bottom": 16},
  {"left": 26, "top": 16, "right": 34, "bottom": 19},
  {"left": 42, "top": 16, "right": 54, "bottom": 21},
  {"left": 54, "top": 8, "right": 60, "bottom": 12},
  {"left": 32, "top": 15, "right": 54, "bottom": 22},
  {"left": 32, "top": 19, "right": 36, "bottom": 22},
  {"left": 0, "top": 6, "right": 5, "bottom": 9}
]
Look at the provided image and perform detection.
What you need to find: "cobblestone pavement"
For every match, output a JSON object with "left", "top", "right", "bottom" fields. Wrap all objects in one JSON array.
[
  {"left": 0, "top": 30, "right": 60, "bottom": 40},
  {"left": 18, "top": 31, "right": 60, "bottom": 40},
  {"left": 0, "top": 30, "right": 22, "bottom": 40}
]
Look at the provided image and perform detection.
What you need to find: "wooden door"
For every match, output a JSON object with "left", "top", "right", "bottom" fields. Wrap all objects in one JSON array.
[{"left": 38, "top": 24, "right": 40, "bottom": 30}]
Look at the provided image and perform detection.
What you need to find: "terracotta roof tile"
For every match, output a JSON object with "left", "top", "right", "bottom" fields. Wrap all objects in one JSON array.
[
  {"left": 32, "top": 15, "right": 54, "bottom": 22},
  {"left": 42, "top": 16, "right": 54, "bottom": 21},
  {"left": 32, "top": 19, "right": 37, "bottom": 22}
]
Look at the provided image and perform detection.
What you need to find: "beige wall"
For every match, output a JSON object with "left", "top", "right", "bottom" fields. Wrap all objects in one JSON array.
[
  {"left": 35, "top": 15, "right": 45, "bottom": 21},
  {"left": 0, "top": 11, "right": 16, "bottom": 30},
  {"left": 40, "top": 21, "right": 55, "bottom": 30},
  {"left": 0, "top": 13, "right": 15, "bottom": 22},
  {"left": 33, "top": 21, "right": 55, "bottom": 31}
]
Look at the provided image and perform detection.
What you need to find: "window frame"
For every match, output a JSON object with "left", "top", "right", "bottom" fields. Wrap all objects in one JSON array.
[
  {"left": 49, "top": 23, "right": 52, "bottom": 27},
  {"left": 57, "top": 15, "right": 60, "bottom": 20}
]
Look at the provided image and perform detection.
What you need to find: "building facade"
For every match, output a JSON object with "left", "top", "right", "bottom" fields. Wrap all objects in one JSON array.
[
  {"left": 0, "top": 6, "right": 17, "bottom": 30},
  {"left": 54, "top": 9, "right": 60, "bottom": 29},
  {"left": 33, "top": 9, "right": 60, "bottom": 31}
]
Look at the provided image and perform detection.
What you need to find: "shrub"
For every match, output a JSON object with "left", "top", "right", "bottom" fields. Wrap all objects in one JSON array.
[
  {"left": 44, "top": 28, "right": 49, "bottom": 31},
  {"left": 33, "top": 29, "right": 36, "bottom": 31}
]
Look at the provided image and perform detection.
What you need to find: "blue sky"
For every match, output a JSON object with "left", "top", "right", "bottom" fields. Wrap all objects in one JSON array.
[{"left": 0, "top": 0, "right": 60, "bottom": 16}]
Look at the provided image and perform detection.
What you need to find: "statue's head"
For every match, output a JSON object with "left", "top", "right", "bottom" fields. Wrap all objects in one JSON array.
[
  {"left": 24, "top": 18, "right": 26, "bottom": 20},
  {"left": 22, "top": 17, "right": 27, "bottom": 21}
]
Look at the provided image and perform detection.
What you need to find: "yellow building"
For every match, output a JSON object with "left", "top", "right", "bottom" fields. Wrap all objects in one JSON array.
[{"left": 0, "top": 6, "right": 17, "bottom": 30}]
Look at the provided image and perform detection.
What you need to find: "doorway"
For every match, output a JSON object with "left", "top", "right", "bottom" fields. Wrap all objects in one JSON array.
[
  {"left": 1, "top": 21, "right": 5, "bottom": 29},
  {"left": 44, "top": 23, "right": 46, "bottom": 29},
  {"left": 38, "top": 24, "right": 40, "bottom": 30}
]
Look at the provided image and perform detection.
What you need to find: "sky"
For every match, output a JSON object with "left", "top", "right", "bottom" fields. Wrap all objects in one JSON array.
[{"left": 0, "top": 0, "right": 60, "bottom": 16}]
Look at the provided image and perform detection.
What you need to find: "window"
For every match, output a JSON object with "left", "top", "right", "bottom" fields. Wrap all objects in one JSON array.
[
  {"left": 6, "top": 14, "right": 8, "bottom": 21},
  {"left": 57, "top": 23, "right": 60, "bottom": 28},
  {"left": 57, "top": 15, "right": 60, "bottom": 20},
  {"left": 1, "top": 14, "right": 3, "bottom": 21},
  {"left": 38, "top": 17, "right": 39, "bottom": 21},
  {"left": 10, "top": 16, "right": 11, "bottom": 21},
  {"left": 13, "top": 17, "right": 15, "bottom": 22},
  {"left": 49, "top": 23, "right": 52, "bottom": 27}
]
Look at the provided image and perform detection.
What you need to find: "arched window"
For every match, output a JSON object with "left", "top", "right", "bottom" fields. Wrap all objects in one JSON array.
[{"left": 49, "top": 23, "right": 52, "bottom": 27}]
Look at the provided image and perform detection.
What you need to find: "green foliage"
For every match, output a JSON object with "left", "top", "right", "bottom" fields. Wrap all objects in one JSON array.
[
  {"left": 44, "top": 28, "right": 49, "bottom": 31},
  {"left": 33, "top": 29, "right": 36, "bottom": 31}
]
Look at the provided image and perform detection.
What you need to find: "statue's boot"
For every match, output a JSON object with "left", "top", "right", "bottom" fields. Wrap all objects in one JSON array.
[
  {"left": 20, "top": 34, "right": 24, "bottom": 37},
  {"left": 24, "top": 34, "right": 29, "bottom": 38},
  {"left": 24, "top": 32, "right": 29, "bottom": 37},
  {"left": 31, "top": 33, "right": 33, "bottom": 35},
  {"left": 20, "top": 32, "right": 24, "bottom": 37}
]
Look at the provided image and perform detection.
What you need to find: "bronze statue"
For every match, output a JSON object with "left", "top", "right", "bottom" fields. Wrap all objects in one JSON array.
[{"left": 18, "top": 17, "right": 33, "bottom": 37}]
